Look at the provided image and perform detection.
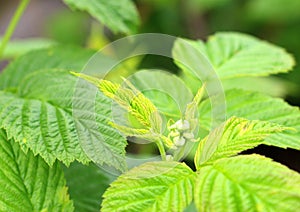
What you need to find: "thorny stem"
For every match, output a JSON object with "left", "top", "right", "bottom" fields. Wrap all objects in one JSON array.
[{"left": 0, "top": 0, "right": 31, "bottom": 58}]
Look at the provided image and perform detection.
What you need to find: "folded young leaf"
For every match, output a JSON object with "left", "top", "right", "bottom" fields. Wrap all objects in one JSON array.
[
  {"left": 0, "top": 70, "right": 127, "bottom": 171},
  {"left": 194, "top": 117, "right": 287, "bottom": 168},
  {"left": 0, "top": 129, "right": 74, "bottom": 211},
  {"left": 199, "top": 89, "right": 300, "bottom": 150},
  {"left": 195, "top": 154, "right": 300, "bottom": 212},
  {"left": 101, "top": 161, "right": 195, "bottom": 212},
  {"left": 110, "top": 123, "right": 150, "bottom": 136},
  {"left": 184, "top": 84, "right": 205, "bottom": 123},
  {"left": 73, "top": 72, "right": 162, "bottom": 133},
  {"left": 173, "top": 32, "right": 294, "bottom": 80},
  {"left": 63, "top": 0, "right": 139, "bottom": 34}
]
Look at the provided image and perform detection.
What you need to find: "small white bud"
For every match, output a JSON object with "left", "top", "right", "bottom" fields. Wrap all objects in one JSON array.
[
  {"left": 166, "top": 155, "right": 174, "bottom": 161},
  {"left": 174, "top": 136, "right": 185, "bottom": 146},
  {"left": 183, "top": 132, "right": 194, "bottom": 140},
  {"left": 176, "top": 120, "right": 190, "bottom": 131}
]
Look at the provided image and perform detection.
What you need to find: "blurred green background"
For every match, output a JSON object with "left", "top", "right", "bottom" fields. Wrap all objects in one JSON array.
[{"left": 1, "top": 0, "right": 299, "bottom": 171}]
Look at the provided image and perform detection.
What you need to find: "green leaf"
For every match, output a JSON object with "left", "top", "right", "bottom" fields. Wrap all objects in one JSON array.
[
  {"left": 101, "top": 161, "right": 195, "bottom": 212},
  {"left": 0, "top": 45, "right": 127, "bottom": 170},
  {"left": 63, "top": 0, "right": 139, "bottom": 34},
  {"left": 129, "top": 69, "right": 194, "bottom": 119},
  {"left": 221, "top": 76, "right": 297, "bottom": 97},
  {"left": 0, "top": 37, "right": 56, "bottom": 60},
  {"left": 109, "top": 123, "right": 150, "bottom": 137},
  {"left": 0, "top": 129, "right": 74, "bottom": 211},
  {"left": 195, "top": 117, "right": 287, "bottom": 168},
  {"left": 199, "top": 89, "right": 300, "bottom": 150},
  {"left": 0, "top": 45, "right": 95, "bottom": 90},
  {"left": 0, "top": 70, "right": 127, "bottom": 171},
  {"left": 173, "top": 32, "right": 295, "bottom": 80},
  {"left": 185, "top": 84, "right": 205, "bottom": 122},
  {"left": 63, "top": 162, "right": 111, "bottom": 212},
  {"left": 0, "top": 70, "right": 88, "bottom": 166},
  {"left": 195, "top": 154, "right": 300, "bottom": 212},
  {"left": 73, "top": 72, "right": 162, "bottom": 132}
]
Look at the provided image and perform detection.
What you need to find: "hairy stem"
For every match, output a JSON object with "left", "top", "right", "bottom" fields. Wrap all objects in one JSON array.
[
  {"left": 0, "top": 0, "right": 31, "bottom": 58},
  {"left": 156, "top": 139, "right": 166, "bottom": 161},
  {"left": 173, "top": 143, "right": 186, "bottom": 161}
]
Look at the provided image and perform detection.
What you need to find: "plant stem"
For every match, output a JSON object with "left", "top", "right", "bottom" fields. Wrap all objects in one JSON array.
[
  {"left": 173, "top": 143, "right": 186, "bottom": 161},
  {"left": 0, "top": 0, "right": 30, "bottom": 59},
  {"left": 156, "top": 139, "right": 166, "bottom": 161}
]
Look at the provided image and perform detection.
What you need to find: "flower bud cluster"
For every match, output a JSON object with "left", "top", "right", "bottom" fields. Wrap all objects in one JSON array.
[{"left": 168, "top": 119, "right": 195, "bottom": 148}]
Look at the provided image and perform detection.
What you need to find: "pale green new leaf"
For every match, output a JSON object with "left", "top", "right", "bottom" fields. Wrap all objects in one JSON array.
[
  {"left": 195, "top": 117, "right": 287, "bottom": 168},
  {"left": 63, "top": 0, "right": 139, "bottom": 34},
  {"left": 101, "top": 161, "right": 195, "bottom": 212},
  {"left": 185, "top": 84, "right": 205, "bottom": 122},
  {"left": 73, "top": 72, "right": 162, "bottom": 132},
  {"left": 199, "top": 89, "right": 300, "bottom": 150},
  {"left": 0, "top": 45, "right": 95, "bottom": 90},
  {"left": 110, "top": 123, "right": 149, "bottom": 137},
  {"left": 63, "top": 162, "right": 111, "bottom": 212},
  {"left": 0, "top": 70, "right": 127, "bottom": 171},
  {"left": 195, "top": 155, "right": 300, "bottom": 212},
  {"left": 0, "top": 129, "right": 74, "bottom": 211},
  {"left": 173, "top": 32, "right": 294, "bottom": 81}
]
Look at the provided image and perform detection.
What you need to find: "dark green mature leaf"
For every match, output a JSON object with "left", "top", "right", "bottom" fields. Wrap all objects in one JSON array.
[
  {"left": 195, "top": 155, "right": 300, "bottom": 212},
  {"left": 63, "top": 0, "right": 139, "bottom": 34},
  {"left": 195, "top": 117, "right": 286, "bottom": 168},
  {"left": 101, "top": 161, "right": 195, "bottom": 212},
  {"left": 199, "top": 89, "right": 300, "bottom": 150},
  {"left": 173, "top": 32, "right": 294, "bottom": 81},
  {"left": 0, "top": 70, "right": 127, "bottom": 171},
  {"left": 0, "top": 46, "right": 127, "bottom": 170},
  {"left": 63, "top": 162, "right": 111, "bottom": 212},
  {"left": 0, "top": 45, "right": 95, "bottom": 90},
  {"left": 0, "top": 70, "right": 88, "bottom": 165},
  {"left": 0, "top": 129, "right": 74, "bottom": 211}
]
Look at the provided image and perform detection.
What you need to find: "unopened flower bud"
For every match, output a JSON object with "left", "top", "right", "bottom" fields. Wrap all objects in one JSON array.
[
  {"left": 174, "top": 136, "right": 185, "bottom": 146},
  {"left": 176, "top": 120, "right": 190, "bottom": 131},
  {"left": 166, "top": 155, "right": 174, "bottom": 161},
  {"left": 183, "top": 132, "right": 194, "bottom": 140}
]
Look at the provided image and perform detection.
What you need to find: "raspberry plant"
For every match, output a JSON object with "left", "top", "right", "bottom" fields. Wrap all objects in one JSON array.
[{"left": 0, "top": 0, "right": 299, "bottom": 212}]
